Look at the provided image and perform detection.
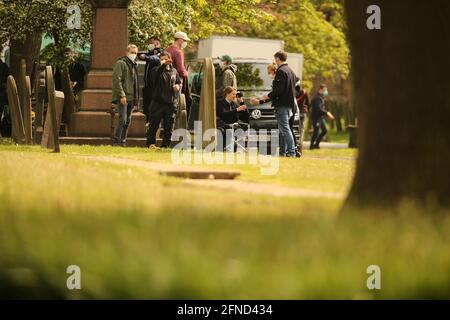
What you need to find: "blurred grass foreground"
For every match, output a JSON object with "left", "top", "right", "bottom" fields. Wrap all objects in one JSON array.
[{"left": 0, "top": 143, "right": 449, "bottom": 299}]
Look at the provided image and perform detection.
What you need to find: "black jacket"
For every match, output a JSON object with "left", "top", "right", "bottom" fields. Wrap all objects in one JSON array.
[
  {"left": 268, "top": 63, "right": 298, "bottom": 109},
  {"left": 310, "top": 94, "right": 328, "bottom": 120},
  {"left": 143, "top": 48, "right": 162, "bottom": 88},
  {"left": 216, "top": 98, "right": 240, "bottom": 128},
  {"left": 149, "top": 64, "right": 181, "bottom": 115}
]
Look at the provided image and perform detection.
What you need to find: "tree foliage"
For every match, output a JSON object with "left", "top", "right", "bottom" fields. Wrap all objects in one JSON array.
[
  {"left": 0, "top": 0, "right": 93, "bottom": 50},
  {"left": 129, "top": 0, "right": 271, "bottom": 49},
  {"left": 0, "top": 0, "right": 348, "bottom": 83},
  {"left": 243, "top": 0, "right": 349, "bottom": 84}
]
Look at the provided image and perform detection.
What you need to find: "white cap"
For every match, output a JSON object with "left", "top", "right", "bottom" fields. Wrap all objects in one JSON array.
[{"left": 174, "top": 31, "right": 190, "bottom": 41}]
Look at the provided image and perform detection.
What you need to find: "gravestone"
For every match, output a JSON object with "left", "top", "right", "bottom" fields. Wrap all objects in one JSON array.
[
  {"left": 19, "top": 60, "right": 33, "bottom": 144},
  {"left": 175, "top": 94, "right": 188, "bottom": 130},
  {"left": 199, "top": 57, "right": 216, "bottom": 149},
  {"left": 33, "top": 61, "right": 47, "bottom": 144},
  {"left": 6, "top": 76, "right": 26, "bottom": 144},
  {"left": 41, "top": 66, "right": 64, "bottom": 152}
]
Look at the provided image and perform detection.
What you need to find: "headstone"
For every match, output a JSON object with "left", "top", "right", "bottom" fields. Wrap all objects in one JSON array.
[
  {"left": 175, "top": 93, "right": 188, "bottom": 130},
  {"left": 33, "top": 61, "right": 47, "bottom": 143},
  {"left": 19, "top": 59, "right": 33, "bottom": 144},
  {"left": 41, "top": 66, "right": 64, "bottom": 152},
  {"left": 6, "top": 76, "right": 26, "bottom": 144},
  {"left": 199, "top": 57, "right": 216, "bottom": 149}
]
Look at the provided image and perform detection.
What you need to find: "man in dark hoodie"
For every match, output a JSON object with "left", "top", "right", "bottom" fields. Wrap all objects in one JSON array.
[
  {"left": 111, "top": 44, "right": 139, "bottom": 146},
  {"left": 147, "top": 51, "right": 182, "bottom": 149},
  {"left": 139, "top": 36, "right": 162, "bottom": 122},
  {"left": 215, "top": 55, "right": 237, "bottom": 99}
]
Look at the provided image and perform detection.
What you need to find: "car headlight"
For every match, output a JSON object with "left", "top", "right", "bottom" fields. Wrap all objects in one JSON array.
[{"left": 251, "top": 109, "right": 262, "bottom": 120}]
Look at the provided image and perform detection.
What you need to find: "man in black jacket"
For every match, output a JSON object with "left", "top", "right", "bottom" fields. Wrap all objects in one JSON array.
[
  {"left": 264, "top": 51, "right": 299, "bottom": 157},
  {"left": 147, "top": 51, "right": 181, "bottom": 148},
  {"left": 310, "top": 84, "right": 335, "bottom": 149},
  {"left": 139, "top": 36, "right": 162, "bottom": 122}
]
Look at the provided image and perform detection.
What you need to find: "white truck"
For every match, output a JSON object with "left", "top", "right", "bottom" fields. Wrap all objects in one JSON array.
[
  {"left": 188, "top": 36, "right": 304, "bottom": 144},
  {"left": 197, "top": 36, "right": 303, "bottom": 79}
]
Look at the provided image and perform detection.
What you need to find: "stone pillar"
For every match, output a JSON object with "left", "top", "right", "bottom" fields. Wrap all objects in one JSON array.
[{"left": 71, "top": 0, "right": 145, "bottom": 138}]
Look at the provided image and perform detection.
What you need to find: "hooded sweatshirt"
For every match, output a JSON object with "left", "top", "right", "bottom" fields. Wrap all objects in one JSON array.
[{"left": 216, "top": 64, "right": 237, "bottom": 98}]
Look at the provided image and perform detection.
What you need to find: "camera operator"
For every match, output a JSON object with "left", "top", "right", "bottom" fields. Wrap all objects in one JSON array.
[
  {"left": 216, "top": 87, "right": 248, "bottom": 152},
  {"left": 139, "top": 37, "right": 162, "bottom": 123}
]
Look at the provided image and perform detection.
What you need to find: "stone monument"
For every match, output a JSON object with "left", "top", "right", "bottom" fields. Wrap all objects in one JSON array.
[{"left": 70, "top": 0, "right": 145, "bottom": 138}]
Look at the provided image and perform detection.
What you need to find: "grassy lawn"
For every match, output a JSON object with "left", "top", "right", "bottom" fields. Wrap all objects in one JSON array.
[{"left": 0, "top": 142, "right": 449, "bottom": 299}]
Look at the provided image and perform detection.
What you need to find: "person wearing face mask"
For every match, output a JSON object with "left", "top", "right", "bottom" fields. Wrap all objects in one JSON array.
[
  {"left": 216, "top": 86, "right": 248, "bottom": 152},
  {"left": 139, "top": 37, "right": 162, "bottom": 123},
  {"left": 310, "top": 84, "right": 335, "bottom": 150},
  {"left": 215, "top": 55, "right": 237, "bottom": 99},
  {"left": 111, "top": 44, "right": 140, "bottom": 146},
  {"left": 165, "top": 32, "right": 189, "bottom": 80},
  {"left": 165, "top": 32, "right": 191, "bottom": 115},
  {"left": 147, "top": 51, "right": 182, "bottom": 149}
]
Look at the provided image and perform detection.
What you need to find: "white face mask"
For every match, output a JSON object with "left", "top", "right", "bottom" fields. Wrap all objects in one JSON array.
[
  {"left": 128, "top": 53, "right": 137, "bottom": 61},
  {"left": 148, "top": 44, "right": 155, "bottom": 51},
  {"left": 181, "top": 41, "right": 188, "bottom": 49}
]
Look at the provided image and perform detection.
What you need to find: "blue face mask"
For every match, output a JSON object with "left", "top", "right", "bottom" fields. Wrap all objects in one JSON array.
[{"left": 323, "top": 91, "right": 329, "bottom": 97}]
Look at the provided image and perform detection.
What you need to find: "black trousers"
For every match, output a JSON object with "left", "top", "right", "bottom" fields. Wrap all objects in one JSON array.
[
  {"left": 142, "top": 87, "right": 152, "bottom": 122},
  {"left": 310, "top": 117, "right": 328, "bottom": 147},
  {"left": 147, "top": 108, "right": 175, "bottom": 147}
]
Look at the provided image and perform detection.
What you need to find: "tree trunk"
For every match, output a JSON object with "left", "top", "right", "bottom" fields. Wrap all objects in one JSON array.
[
  {"left": 9, "top": 33, "right": 42, "bottom": 80},
  {"left": 345, "top": 0, "right": 450, "bottom": 207}
]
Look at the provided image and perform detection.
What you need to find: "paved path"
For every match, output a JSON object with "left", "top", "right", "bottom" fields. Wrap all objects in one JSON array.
[{"left": 75, "top": 155, "right": 345, "bottom": 200}]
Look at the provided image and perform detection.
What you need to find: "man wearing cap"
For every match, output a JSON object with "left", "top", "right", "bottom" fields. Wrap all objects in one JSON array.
[
  {"left": 165, "top": 32, "right": 189, "bottom": 80},
  {"left": 166, "top": 31, "right": 191, "bottom": 114},
  {"left": 215, "top": 54, "right": 237, "bottom": 99}
]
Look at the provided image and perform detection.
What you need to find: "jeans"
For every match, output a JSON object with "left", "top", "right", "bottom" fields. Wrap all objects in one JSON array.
[
  {"left": 114, "top": 100, "right": 133, "bottom": 144},
  {"left": 298, "top": 114, "right": 306, "bottom": 153},
  {"left": 288, "top": 112, "right": 298, "bottom": 149},
  {"left": 310, "top": 117, "right": 327, "bottom": 148},
  {"left": 147, "top": 108, "right": 175, "bottom": 147},
  {"left": 275, "top": 106, "right": 295, "bottom": 157}
]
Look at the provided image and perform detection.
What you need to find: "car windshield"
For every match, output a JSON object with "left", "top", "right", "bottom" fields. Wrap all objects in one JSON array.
[
  {"left": 233, "top": 63, "right": 273, "bottom": 92},
  {"left": 188, "top": 61, "right": 274, "bottom": 96}
]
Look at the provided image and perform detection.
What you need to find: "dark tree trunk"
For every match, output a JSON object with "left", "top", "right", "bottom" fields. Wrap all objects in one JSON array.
[
  {"left": 345, "top": 0, "right": 450, "bottom": 207},
  {"left": 10, "top": 33, "right": 42, "bottom": 80}
]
